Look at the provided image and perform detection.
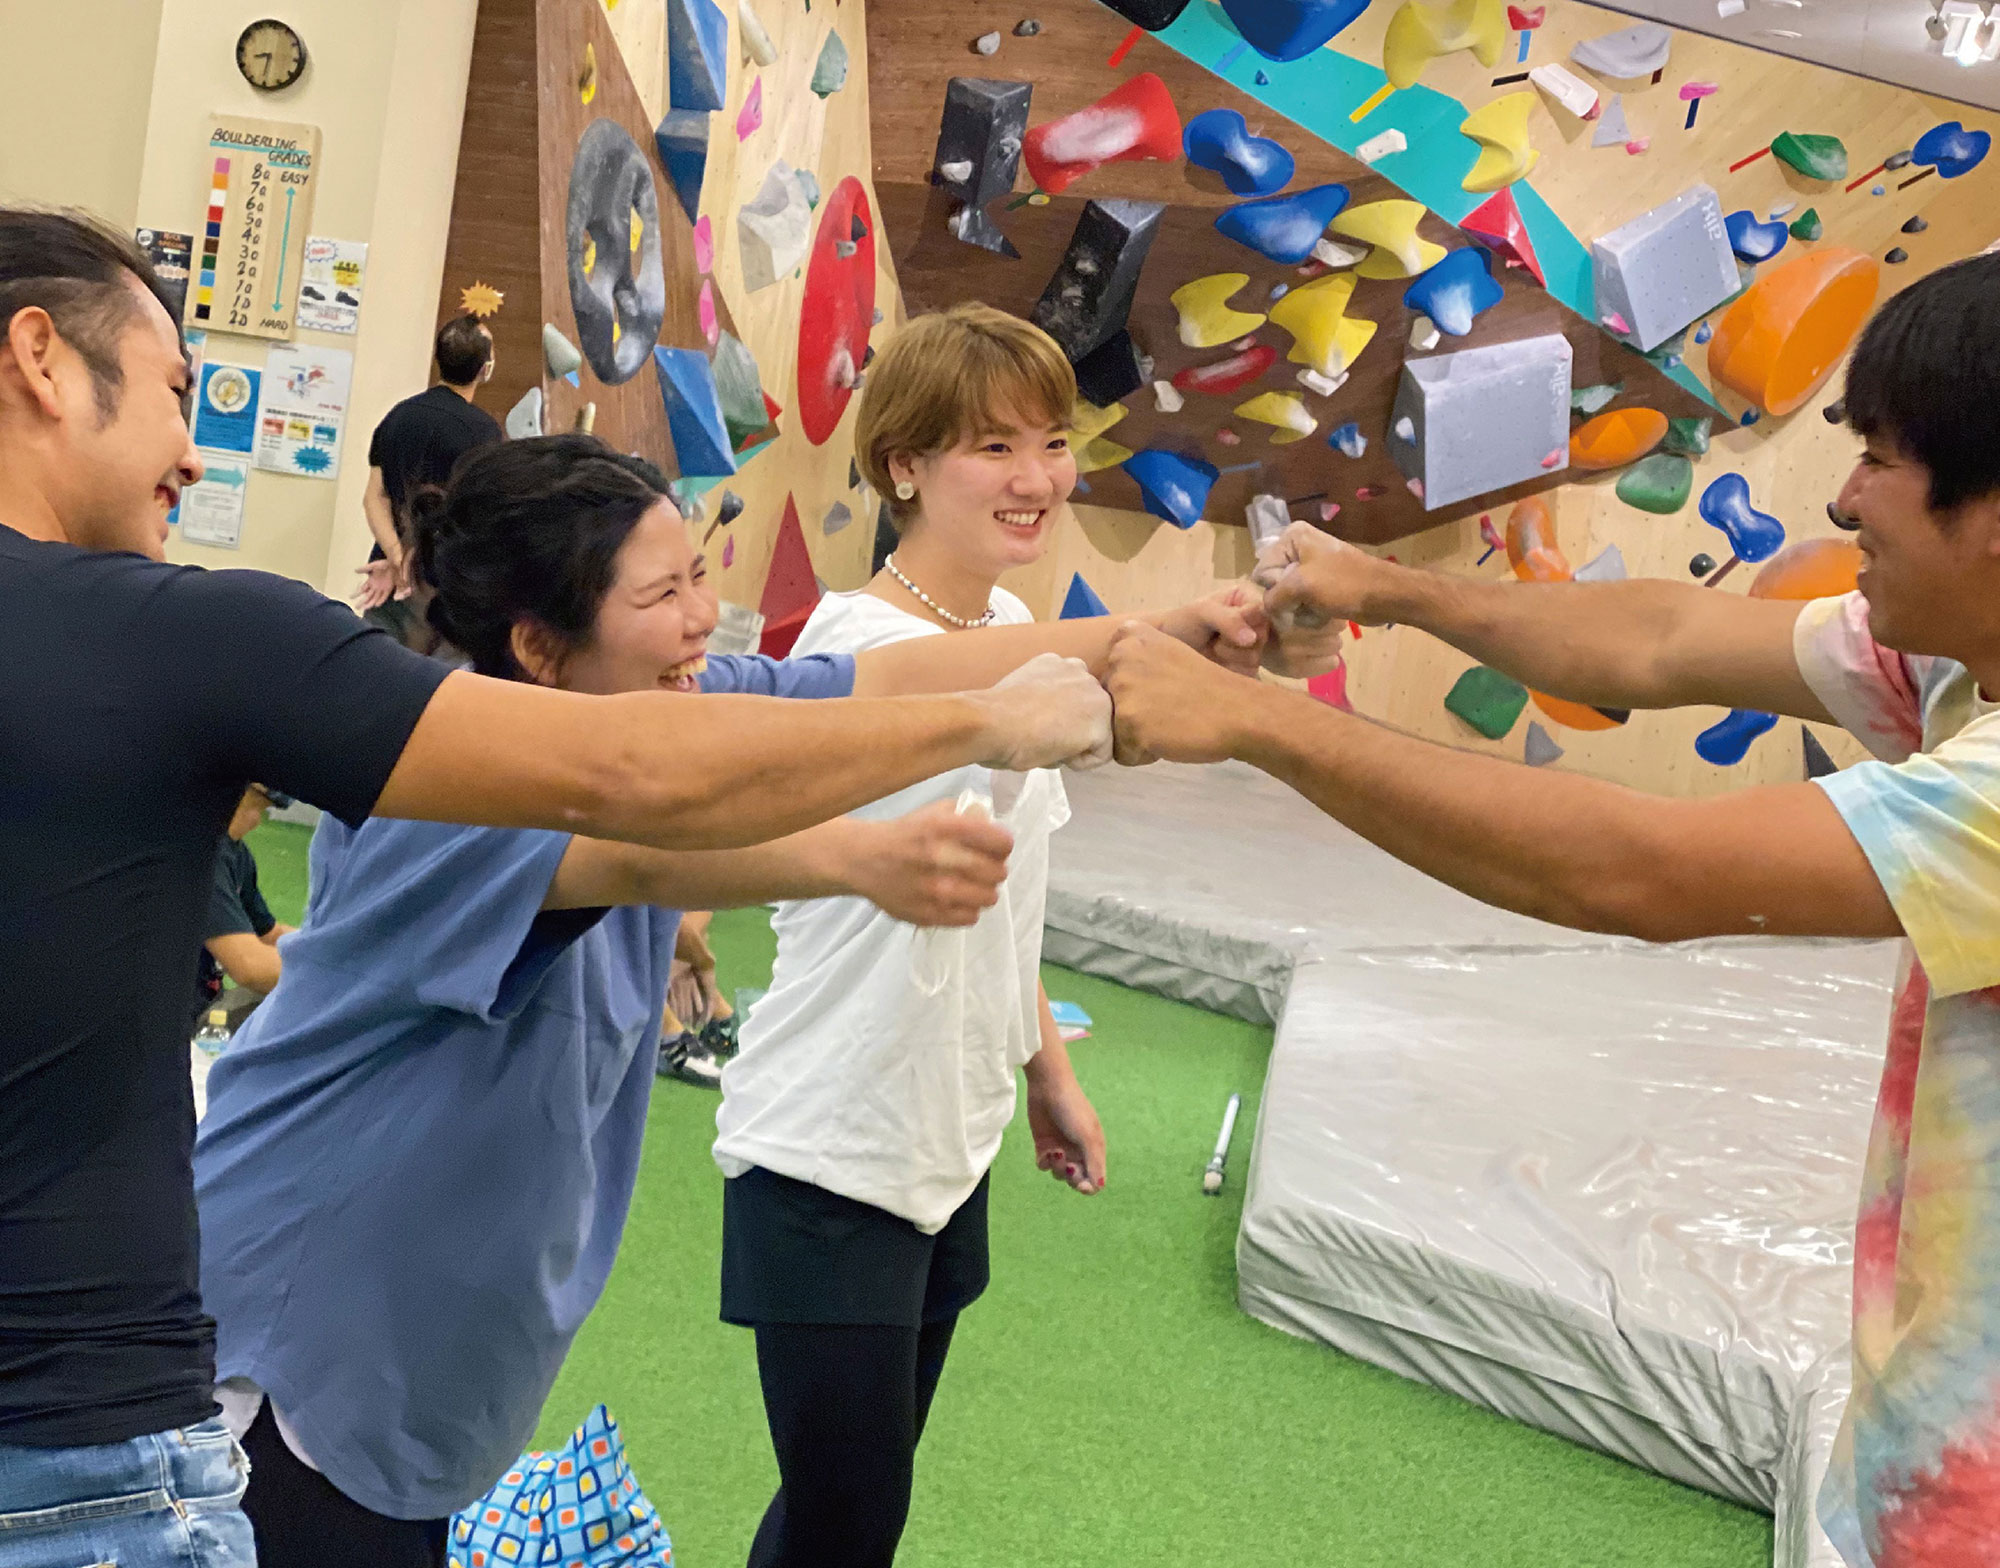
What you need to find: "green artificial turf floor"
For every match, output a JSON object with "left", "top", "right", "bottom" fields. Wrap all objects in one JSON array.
[{"left": 244, "top": 829, "right": 1770, "bottom": 1568}]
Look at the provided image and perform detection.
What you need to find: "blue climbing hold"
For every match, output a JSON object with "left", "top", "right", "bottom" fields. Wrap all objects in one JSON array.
[
  {"left": 1739, "top": 408, "right": 1760, "bottom": 427},
  {"left": 653, "top": 346, "right": 738, "bottom": 479},
  {"left": 1183, "top": 109, "right": 1296, "bottom": 196},
  {"left": 1123, "top": 449, "right": 1218, "bottom": 529},
  {"left": 667, "top": 0, "right": 730, "bottom": 112},
  {"left": 1403, "top": 247, "right": 1503, "bottom": 337},
  {"left": 1214, "top": 183, "right": 1351, "bottom": 264},
  {"left": 1698, "top": 472, "right": 1784, "bottom": 563},
  {"left": 1329, "top": 421, "right": 1367, "bottom": 458},
  {"left": 1695, "top": 708, "right": 1779, "bottom": 766},
  {"left": 1220, "top": 0, "right": 1372, "bottom": 61},
  {"left": 1724, "top": 209, "right": 1788, "bottom": 264},
  {"left": 1913, "top": 120, "right": 1991, "bottom": 179},
  {"left": 1061, "top": 573, "right": 1110, "bottom": 619},
  {"left": 1255, "top": 69, "right": 1271, "bottom": 84},
  {"left": 1693, "top": 319, "right": 1713, "bottom": 345},
  {"left": 654, "top": 110, "right": 710, "bottom": 222}
]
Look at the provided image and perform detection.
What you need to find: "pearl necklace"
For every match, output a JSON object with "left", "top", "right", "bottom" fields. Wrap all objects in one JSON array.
[{"left": 884, "top": 554, "right": 996, "bottom": 629}]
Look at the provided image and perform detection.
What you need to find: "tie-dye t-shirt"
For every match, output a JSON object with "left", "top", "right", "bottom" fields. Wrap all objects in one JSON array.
[{"left": 1795, "top": 591, "right": 2000, "bottom": 1566}]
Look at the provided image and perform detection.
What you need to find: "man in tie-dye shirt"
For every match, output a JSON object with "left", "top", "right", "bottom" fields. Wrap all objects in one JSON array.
[{"left": 1101, "top": 253, "right": 2000, "bottom": 1565}]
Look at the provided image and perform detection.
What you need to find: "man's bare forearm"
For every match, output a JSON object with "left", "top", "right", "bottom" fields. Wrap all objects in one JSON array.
[{"left": 376, "top": 677, "right": 1023, "bottom": 850}]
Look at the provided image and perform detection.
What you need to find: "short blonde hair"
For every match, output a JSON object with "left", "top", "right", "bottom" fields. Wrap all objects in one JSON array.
[{"left": 854, "top": 303, "right": 1077, "bottom": 530}]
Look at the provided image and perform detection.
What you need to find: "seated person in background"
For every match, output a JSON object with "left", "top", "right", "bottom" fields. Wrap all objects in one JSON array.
[
  {"left": 194, "top": 784, "right": 297, "bottom": 1031},
  {"left": 658, "top": 910, "right": 738, "bottom": 1087}
]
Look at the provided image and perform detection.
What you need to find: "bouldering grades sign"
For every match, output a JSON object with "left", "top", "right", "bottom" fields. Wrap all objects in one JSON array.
[{"left": 188, "top": 115, "right": 321, "bottom": 341}]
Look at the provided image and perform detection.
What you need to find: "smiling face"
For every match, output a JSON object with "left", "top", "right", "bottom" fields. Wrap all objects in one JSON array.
[
  {"left": 528, "top": 499, "right": 719, "bottom": 696},
  {"left": 59, "top": 279, "right": 203, "bottom": 559},
  {"left": 891, "top": 411, "right": 1077, "bottom": 576},
  {"left": 1835, "top": 434, "right": 2000, "bottom": 657}
]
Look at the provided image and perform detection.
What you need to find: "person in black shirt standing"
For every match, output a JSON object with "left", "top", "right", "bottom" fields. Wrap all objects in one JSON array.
[
  {"left": 352, "top": 316, "right": 501, "bottom": 647},
  {"left": 0, "top": 208, "right": 1120, "bottom": 1568}
]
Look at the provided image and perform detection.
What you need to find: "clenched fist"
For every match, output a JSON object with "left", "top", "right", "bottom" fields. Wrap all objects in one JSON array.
[
  {"left": 1255, "top": 522, "right": 1407, "bottom": 677},
  {"left": 1105, "top": 622, "right": 1262, "bottom": 767},
  {"left": 969, "top": 652, "right": 1114, "bottom": 772},
  {"left": 849, "top": 799, "right": 1017, "bottom": 927}
]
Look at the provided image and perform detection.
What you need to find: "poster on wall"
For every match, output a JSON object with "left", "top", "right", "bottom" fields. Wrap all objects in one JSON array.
[
  {"left": 296, "top": 237, "right": 367, "bottom": 333},
  {"left": 136, "top": 228, "right": 194, "bottom": 321},
  {"left": 254, "top": 343, "right": 351, "bottom": 478},
  {"left": 187, "top": 114, "right": 322, "bottom": 340},
  {"left": 174, "top": 456, "right": 250, "bottom": 549},
  {"left": 191, "top": 360, "right": 262, "bottom": 454}
]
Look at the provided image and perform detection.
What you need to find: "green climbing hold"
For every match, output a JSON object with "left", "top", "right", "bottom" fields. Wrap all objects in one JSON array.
[
  {"left": 1770, "top": 132, "right": 1847, "bottom": 183},
  {"left": 711, "top": 331, "right": 769, "bottom": 447},
  {"left": 1615, "top": 452, "right": 1695, "bottom": 514},
  {"left": 810, "top": 28, "right": 850, "bottom": 97},
  {"left": 1444, "top": 666, "right": 1528, "bottom": 740},
  {"left": 1571, "top": 382, "right": 1622, "bottom": 416},
  {"left": 1788, "top": 207, "right": 1823, "bottom": 241},
  {"left": 1663, "top": 416, "right": 1711, "bottom": 457}
]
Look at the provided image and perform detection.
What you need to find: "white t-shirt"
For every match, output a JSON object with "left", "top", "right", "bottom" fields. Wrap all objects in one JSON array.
[{"left": 713, "top": 586, "right": 1069, "bottom": 1232}]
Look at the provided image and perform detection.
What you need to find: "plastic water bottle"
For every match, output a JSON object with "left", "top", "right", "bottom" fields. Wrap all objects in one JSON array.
[
  {"left": 192, "top": 1008, "right": 231, "bottom": 1055},
  {"left": 911, "top": 788, "right": 992, "bottom": 997}
]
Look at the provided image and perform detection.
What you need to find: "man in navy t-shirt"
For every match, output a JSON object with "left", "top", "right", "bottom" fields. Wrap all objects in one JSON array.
[{"left": 0, "top": 208, "right": 1116, "bottom": 1567}]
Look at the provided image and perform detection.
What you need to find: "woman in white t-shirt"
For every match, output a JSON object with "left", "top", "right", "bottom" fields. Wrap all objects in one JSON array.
[{"left": 713, "top": 305, "right": 1120, "bottom": 1567}]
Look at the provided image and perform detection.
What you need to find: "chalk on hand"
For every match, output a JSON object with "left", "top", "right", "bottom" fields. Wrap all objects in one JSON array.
[{"left": 1202, "top": 1091, "right": 1243, "bottom": 1195}]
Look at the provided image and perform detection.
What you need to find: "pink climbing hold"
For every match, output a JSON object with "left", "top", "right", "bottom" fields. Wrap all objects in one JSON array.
[
  {"left": 737, "top": 76, "right": 764, "bottom": 140},
  {"left": 1307, "top": 657, "right": 1354, "bottom": 712},
  {"left": 1406, "top": 477, "right": 1425, "bottom": 499},
  {"left": 698, "top": 279, "right": 718, "bottom": 345},
  {"left": 1320, "top": 500, "right": 1342, "bottom": 522},
  {"left": 1356, "top": 484, "right": 1386, "bottom": 500},
  {"left": 692, "top": 215, "right": 714, "bottom": 274},
  {"left": 1678, "top": 80, "right": 1718, "bottom": 100},
  {"left": 1625, "top": 138, "right": 1651, "bottom": 155},
  {"left": 1601, "top": 309, "right": 1631, "bottom": 333},
  {"left": 1217, "top": 427, "right": 1241, "bottom": 446},
  {"left": 722, "top": 535, "right": 736, "bottom": 568},
  {"left": 1540, "top": 447, "right": 1564, "bottom": 469}
]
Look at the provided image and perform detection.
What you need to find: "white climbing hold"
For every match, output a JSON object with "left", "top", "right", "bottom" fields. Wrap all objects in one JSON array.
[
  {"left": 1393, "top": 415, "right": 1416, "bottom": 441},
  {"left": 1312, "top": 237, "right": 1368, "bottom": 269},
  {"left": 1528, "top": 63, "right": 1599, "bottom": 119},
  {"left": 739, "top": 0, "right": 779, "bottom": 66},
  {"left": 1356, "top": 128, "right": 1408, "bottom": 164},
  {"left": 1716, "top": 0, "right": 1745, "bottom": 15},
  {"left": 542, "top": 323, "right": 583, "bottom": 378},
  {"left": 1408, "top": 315, "right": 1440, "bottom": 351},
  {"left": 938, "top": 158, "right": 974, "bottom": 184},
  {"left": 505, "top": 385, "right": 544, "bottom": 439},
  {"left": 1154, "top": 379, "right": 1184, "bottom": 413},
  {"left": 973, "top": 29, "right": 1001, "bottom": 53},
  {"left": 1297, "top": 366, "right": 1345, "bottom": 396},
  {"left": 1573, "top": 543, "right": 1629, "bottom": 582}
]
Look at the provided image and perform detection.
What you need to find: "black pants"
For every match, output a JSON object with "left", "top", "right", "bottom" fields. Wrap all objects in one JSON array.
[
  {"left": 240, "top": 1401, "right": 448, "bottom": 1568},
  {"left": 746, "top": 1316, "right": 960, "bottom": 1568}
]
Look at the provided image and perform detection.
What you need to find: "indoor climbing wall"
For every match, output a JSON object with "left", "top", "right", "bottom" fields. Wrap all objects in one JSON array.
[
  {"left": 436, "top": 0, "right": 892, "bottom": 655},
  {"left": 860, "top": 0, "right": 2000, "bottom": 794}
]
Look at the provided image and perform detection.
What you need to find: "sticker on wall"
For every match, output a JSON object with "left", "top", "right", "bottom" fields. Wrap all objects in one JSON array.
[
  {"left": 192, "top": 361, "right": 262, "bottom": 454},
  {"left": 254, "top": 343, "right": 351, "bottom": 478},
  {"left": 136, "top": 229, "right": 194, "bottom": 322},
  {"left": 173, "top": 455, "right": 251, "bottom": 549},
  {"left": 296, "top": 237, "right": 368, "bottom": 334}
]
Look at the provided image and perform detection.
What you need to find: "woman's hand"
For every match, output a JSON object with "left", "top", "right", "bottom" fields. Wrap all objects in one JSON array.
[
  {"left": 1026, "top": 1069, "right": 1106, "bottom": 1195},
  {"left": 1155, "top": 585, "right": 1269, "bottom": 678},
  {"left": 844, "top": 802, "right": 1016, "bottom": 927}
]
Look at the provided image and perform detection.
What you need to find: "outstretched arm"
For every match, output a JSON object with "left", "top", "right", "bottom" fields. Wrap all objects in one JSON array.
[
  {"left": 850, "top": 585, "right": 1266, "bottom": 696},
  {"left": 373, "top": 653, "right": 1110, "bottom": 851},
  {"left": 1106, "top": 626, "right": 1897, "bottom": 945},
  {"left": 1258, "top": 523, "right": 1834, "bottom": 723}
]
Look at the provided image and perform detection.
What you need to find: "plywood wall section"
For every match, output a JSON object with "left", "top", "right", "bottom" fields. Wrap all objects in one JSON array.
[{"left": 858, "top": 0, "right": 2000, "bottom": 796}]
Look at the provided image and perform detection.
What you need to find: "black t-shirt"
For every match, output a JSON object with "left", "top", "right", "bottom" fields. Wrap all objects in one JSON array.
[
  {"left": 0, "top": 527, "right": 451, "bottom": 1447},
  {"left": 364, "top": 384, "right": 502, "bottom": 561},
  {"left": 193, "top": 837, "right": 276, "bottom": 1023}
]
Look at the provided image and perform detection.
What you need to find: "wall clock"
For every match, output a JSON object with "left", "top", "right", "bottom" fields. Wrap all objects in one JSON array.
[{"left": 236, "top": 19, "right": 307, "bottom": 91}]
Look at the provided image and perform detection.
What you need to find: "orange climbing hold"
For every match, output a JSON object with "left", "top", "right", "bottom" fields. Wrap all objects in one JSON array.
[
  {"left": 1532, "top": 693, "right": 1628, "bottom": 731},
  {"left": 1504, "top": 495, "right": 1569, "bottom": 582},
  {"left": 1747, "top": 537, "right": 1863, "bottom": 600},
  {"left": 1707, "top": 247, "right": 1879, "bottom": 417},
  {"left": 1569, "top": 407, "right": 1667, "bottom": 470}
]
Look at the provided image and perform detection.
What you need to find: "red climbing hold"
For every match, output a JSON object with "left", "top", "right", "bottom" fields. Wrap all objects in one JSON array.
[
  {"left": 1171, "top": 342, "right": 1278, "bottom": 397},
  {"left": 758, "top": 495, "right": 822, "bottom": 658},
  {"left": 1506, "top": 4, "right": 1545, "bottom": 26},
  {"left": 1459, "top": 187, "right": 1544, "bottom": 287},
  {"left": 795, "top": 175, "right": 877, "bottom": 446},
  {"left": 1023, "top": 73, "right": 1182, "bottom": 195}
]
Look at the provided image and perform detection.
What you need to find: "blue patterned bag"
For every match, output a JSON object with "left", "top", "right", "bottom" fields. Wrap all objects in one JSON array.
[{"left": 449, "top": 1406, "right": 671, "bottom": 1567}]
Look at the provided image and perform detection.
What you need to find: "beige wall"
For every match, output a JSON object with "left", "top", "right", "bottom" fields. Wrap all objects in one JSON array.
[
  {"left": 103, "top": 0, "right": 479, "bottom": 590},
  {"left": 0, "top": 0, "right": 165, "bottom": 226}
]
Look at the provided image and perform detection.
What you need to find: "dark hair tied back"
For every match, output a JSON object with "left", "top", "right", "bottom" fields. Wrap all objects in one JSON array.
[{"left": 408, "top": 433, "right": 671, "bottom": 680}]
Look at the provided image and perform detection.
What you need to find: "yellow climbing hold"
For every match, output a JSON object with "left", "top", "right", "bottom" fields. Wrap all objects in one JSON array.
[
  {"left": 582, "top": 233, "right": 598, "bottom": 276},
  {"left": 1332, "top": 200, "right": 1448, "bottom": 280},
  {"left": 1458, "top": 91, "right": 1539, "bottom": 193},
  {"left": 1069, "top": 399, "right": 1129, "bottom": 443},
  {"left": 580, "top": 41, "right": 598, "bottom": 104},
  {"left": 629, "top": 206, "right": 645, "bottom": 253},
  {"left": 1382, "top": 0, "right": 1508, "bottom": 89},
  {"left": 1074, "top": 435, "right": 1136, "bottom": 473},
  {"left": 1234, "top": 391, "right": 1317, "bottom": 444},
  {"left": 1269, "top": 273, "right": 1378, "bottom": 379},
  {"left": 1169, "top": 273, "right": 1268, "bottom": 350}
]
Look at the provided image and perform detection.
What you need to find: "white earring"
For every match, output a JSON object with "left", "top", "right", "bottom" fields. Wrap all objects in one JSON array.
[{"left": 895, "top": 481, "right": 915, "bottom": 500}]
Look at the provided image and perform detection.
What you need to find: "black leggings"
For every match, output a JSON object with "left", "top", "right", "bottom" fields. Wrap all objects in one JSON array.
[
  {"left": 746, "top": 1316, "right": 960, "bottom": 1568},
  {"left": 239, "top": 1400, "right": 448, "bottom": 1568}
]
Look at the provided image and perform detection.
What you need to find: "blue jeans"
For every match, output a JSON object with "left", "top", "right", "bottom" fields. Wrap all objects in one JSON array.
[{"left": 0, "top": 1416, "right": 253, "bottom": 1568}]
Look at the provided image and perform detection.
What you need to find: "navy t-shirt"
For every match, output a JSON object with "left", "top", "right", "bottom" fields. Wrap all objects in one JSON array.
[
  {"left": 194, "top": 837, "right": 276, "bottom": 1024},
  {"left": 0, "top": 527, "right": 450, "bottom": 1447}
]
